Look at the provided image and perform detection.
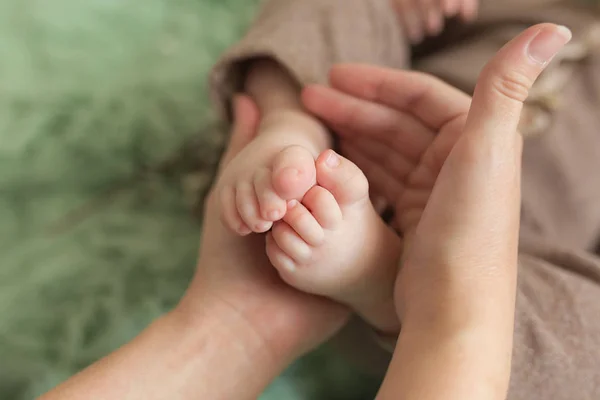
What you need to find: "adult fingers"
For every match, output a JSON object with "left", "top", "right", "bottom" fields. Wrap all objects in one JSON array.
[
  {"left": 216, "top": 95, "right": 260, "bottom": 176},
  {"left": 302, "top": 84, "right": 435, "bottom": 161},
  {"left": 314, "top": 64, "right": 471, "bottom": 130},
  {"left": 340, "top": 140, "right": 404, "bottom": 203}
]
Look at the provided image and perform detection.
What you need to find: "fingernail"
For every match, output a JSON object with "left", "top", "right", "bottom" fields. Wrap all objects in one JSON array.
[
  {"left": 527, "top": 25, "right": 572, "bottom": 65},
  {"left": 325, "top": 151, "right": 341, "bottom": 168}
]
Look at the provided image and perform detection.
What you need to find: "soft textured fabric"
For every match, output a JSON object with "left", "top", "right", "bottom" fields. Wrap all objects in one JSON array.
[
  {"left": 0, "top": 0, "right": 257, "bottom": 397},
  {"left": 210, "top": 0, "right": 600, "bottom": 398}
]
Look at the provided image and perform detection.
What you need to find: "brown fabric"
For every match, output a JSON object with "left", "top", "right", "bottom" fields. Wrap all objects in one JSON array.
[
  {"left": 209, "top": 0, "right": 407, "bottom": 120},
  {"left": 520, "top": 52, "right": 600, "bottom": 251},
  {"left": 414, "top": 2, "right": 600, "bottom": 136},
  {"left": 209, "top": 0, "right": 600, "bottom": 398},
  {"left": 510, "top": 237, "right": 600, "bottom": 399}
]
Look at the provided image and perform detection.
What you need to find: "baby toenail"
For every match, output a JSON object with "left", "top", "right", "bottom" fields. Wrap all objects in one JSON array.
[
  {"left": 287, "top": 200, "right": 299, "bottom": 209},
  {"left": 325, "top": 151, "right": 341, "bottom": 168}
]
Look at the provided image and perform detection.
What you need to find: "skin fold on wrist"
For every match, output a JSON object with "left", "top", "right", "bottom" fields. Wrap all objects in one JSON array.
[{"left": 173, "top": 292, "right": 293, "bottom": 398}]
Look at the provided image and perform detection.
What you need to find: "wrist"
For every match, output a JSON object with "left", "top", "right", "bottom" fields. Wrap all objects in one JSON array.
[{"left": 173, "top": 292, "right": 290, "bottom": 397}]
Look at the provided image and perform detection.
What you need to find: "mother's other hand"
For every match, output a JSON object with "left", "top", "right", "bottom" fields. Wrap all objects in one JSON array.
[{"left": 304, "top": 23, "right": 571, "bottom": 399}]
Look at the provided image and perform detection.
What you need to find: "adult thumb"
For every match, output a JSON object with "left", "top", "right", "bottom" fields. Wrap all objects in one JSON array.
[
  {"left": 442, "top": 23, "right": 573, "bottom": 265},
  {"left": 217, "top": 94, "right": 260, "bottom": 174},
  {"left": 390, "top": 24, "right": 571, "bottom": 400},
  {"left": 405, "top": 23, "right": 572, "bottom": 320},
  {"left": 465, "top": 23, "right": 572, "bottom": 146}
]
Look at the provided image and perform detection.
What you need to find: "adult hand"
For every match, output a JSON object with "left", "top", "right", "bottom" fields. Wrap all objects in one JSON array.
[
  {"left": 303, "top": 23, "right": 571, "bottom": 399},
  {"left": 181, "top": 93, "right": 348, "bottom": 376}
]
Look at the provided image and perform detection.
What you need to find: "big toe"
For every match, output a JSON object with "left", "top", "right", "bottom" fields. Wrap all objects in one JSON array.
[
  {"left": 272, "top": 145, "right": 317, "bottom": 201},
  {"left": 316, "top": 150, "right": 369, "bottom": 207}
]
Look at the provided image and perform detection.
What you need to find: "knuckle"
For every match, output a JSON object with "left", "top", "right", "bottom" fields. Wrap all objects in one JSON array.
[{"left": 488, "top": 68, "right": 531, "bottom": 103}]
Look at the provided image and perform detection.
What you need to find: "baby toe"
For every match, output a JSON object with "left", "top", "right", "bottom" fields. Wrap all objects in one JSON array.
[
  {"left": 301, "top": 186, "right": 342, "bottom": 230},
  {"left": 253, "top": 167, "right": 287, "bottom": 222},
  {"left": 271, "top": 221, "right": 313, "bottom": 265},
  {"left": 265, "top": 232, "right": 299, "bottom": 277},
  {"left": 235, "top": 181, "right": 272, "bottom": 233},
  {"left": 283, "top": 200, "right": 325, "bottom": 246},
  {"left": 271, "top": 145, "right": 317, "bottom": 201},
  {"left": 315, "top": 150, "right": 369, "bottom": 208},
  {"left": 220, "top": 185, "right": 251, "bottom": 235}
]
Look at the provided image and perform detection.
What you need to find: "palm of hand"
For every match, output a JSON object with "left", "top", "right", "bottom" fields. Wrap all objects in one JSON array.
[{"left": 393, "top": 117, "right": 465, "bottom": 237}]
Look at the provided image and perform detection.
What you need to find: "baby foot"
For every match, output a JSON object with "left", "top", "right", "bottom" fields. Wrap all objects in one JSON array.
[
  {"left": 266, "top": 150, "right": 402, "bottom": 311},
  {"left": 219, "top": 140, "right": 317, "bottom": 235}
]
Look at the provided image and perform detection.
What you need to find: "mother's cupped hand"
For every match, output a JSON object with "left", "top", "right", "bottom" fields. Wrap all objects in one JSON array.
[{"left": 180, "top": 95, "right": 348, "bottom": 375}]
